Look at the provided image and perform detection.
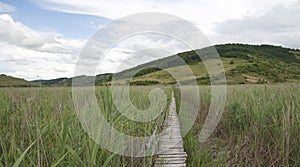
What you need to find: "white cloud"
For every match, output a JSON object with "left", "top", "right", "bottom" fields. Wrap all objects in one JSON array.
[
  {"left": 34, "top": 0, "right": 298, "bottom": 35},
  {"left": 0, "top": 2, "right": 16, "bottom": 12},
  {"left": 0, "top": 14, "right": 84, "bottom": 80},
  {"left": 210, "top": 1, "right": 300, "bottom": 49},
  {"left": 0, "top": 41, "right": 77, "bottom": 80},
  {"left": 31, "top": 0, "right": 300, "bottom": 53},
  {"left": 0, "top": 14, "right": 83, "bottom": 54}
]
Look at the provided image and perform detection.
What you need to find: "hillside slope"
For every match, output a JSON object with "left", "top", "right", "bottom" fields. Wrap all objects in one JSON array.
[
  {"left": 129, "top": 44, "right": 300, "bottom": 85},
  {"left": 33, "top": 43, "right": 300, "bottom": 86},
  {"left": 32, "top": 73, "right": 113, "bottom": 87},
  {"left": 0, "top": 74, "right": 37, "bottom": 87}
]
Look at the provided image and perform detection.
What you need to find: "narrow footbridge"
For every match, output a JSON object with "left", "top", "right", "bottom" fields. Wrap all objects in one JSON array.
[{"left": 154, "top": 92, "right": 187, "bottom": 167}]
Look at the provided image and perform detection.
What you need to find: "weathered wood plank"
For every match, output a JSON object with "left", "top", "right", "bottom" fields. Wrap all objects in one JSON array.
[{"left": 154, "top": 91, "right": 187, "bottom": 167}]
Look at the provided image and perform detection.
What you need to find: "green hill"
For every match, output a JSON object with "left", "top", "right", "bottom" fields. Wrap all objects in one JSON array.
[
  {"left": 114, "top": 44, "right": 300, "bottom": 85},
  {"left": 0, "top": 74, "right": 37, "bottom": 87},
  {"left": 33, "top": 43, "right": 300, "bottom": 86},
  {"left": 32, "top": 73, "right": 113, "bottom": 87},
  {"left": 33, "top": 77, "right": 68, "bottom": 86}
]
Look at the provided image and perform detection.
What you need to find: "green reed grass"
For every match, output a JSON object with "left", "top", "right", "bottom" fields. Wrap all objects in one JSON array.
[
  {"left": 179, "top": 84, "right": 300, "bottom": 166},
  {"left": 0, "top": 86, "right": 171, "bottom": 166}
]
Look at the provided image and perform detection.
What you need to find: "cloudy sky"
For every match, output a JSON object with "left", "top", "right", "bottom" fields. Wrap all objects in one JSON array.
[{"left": 0, "top": 0, "right": 299, "bottom": 80}]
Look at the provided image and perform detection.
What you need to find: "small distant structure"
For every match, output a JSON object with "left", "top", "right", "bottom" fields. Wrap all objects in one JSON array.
[{"left": 175, "top": 82, "right": 181, "bottom": 86}]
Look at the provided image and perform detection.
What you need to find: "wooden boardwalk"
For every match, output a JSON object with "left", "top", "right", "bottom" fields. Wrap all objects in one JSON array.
[{"left": 154, "top": 92, "right": 187, "bottom": 167}]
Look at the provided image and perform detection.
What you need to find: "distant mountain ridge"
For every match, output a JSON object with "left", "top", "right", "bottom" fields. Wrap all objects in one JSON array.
[
  {"left": 32, "top": 73, "right": 113, "bottom": 87},
  {"left": 2, "top": 43, "right": 300, "bottom": 87},
  {"left": 33, "top": 77, "right": 68, "bottom": 86}
]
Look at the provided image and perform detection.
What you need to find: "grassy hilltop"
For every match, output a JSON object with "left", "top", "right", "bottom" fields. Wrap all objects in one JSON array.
[
  {"left": 126, "top": 43, "right": 300, "bottom": 85},
  {"left": 31, "top": 43, "right": 300, "bottom": 87}
]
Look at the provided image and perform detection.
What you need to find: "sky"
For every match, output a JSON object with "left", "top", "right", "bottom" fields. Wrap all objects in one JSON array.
[{"left": 0, "top": 0, "right": 300, "bottom": 80}]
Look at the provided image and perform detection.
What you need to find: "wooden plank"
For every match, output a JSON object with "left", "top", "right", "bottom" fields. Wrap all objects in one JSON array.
[
  {"left": 158, "top": 154, "right": 187, "bottom": 158},
  {"left": 155, "top": 164, "right": 186, "bottom": 167},
  {"left": 154, "top": 91, "right": 187, "bottom": 167}
]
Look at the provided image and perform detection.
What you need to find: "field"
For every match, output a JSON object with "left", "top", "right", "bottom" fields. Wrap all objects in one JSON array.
[
  {"left": 0, "top": 84, "right": 299, "bottom": 166},
  {"left": 0, "top": 86, "right": 171, "bottom": 166},
  {"left": 179, "top": 84, "right": 300, "bottom": 166}
]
